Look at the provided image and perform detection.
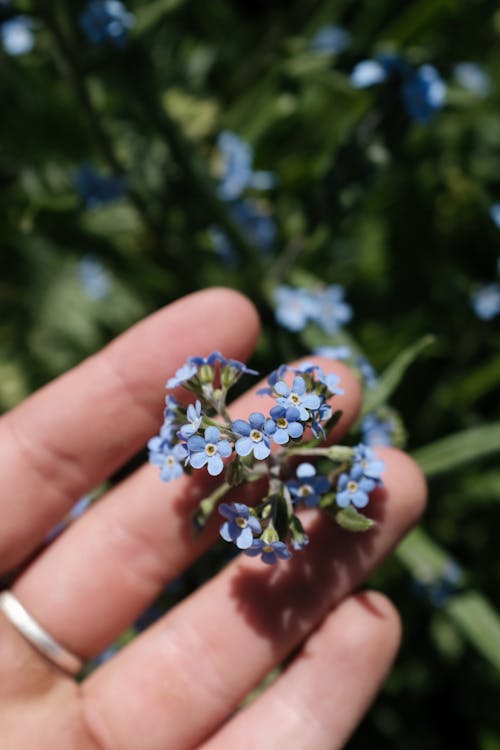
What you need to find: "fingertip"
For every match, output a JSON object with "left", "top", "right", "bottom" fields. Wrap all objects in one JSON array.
[
  {"left": 375, "top": 447, "right": 428, "bottom": 527},
  {"left": 352, "top": 590, "right": 402, "bottom": 652}
]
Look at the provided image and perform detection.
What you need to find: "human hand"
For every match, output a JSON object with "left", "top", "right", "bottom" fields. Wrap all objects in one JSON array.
[{"left": 0, "top": 288, "right": 426, "bottom": 750}]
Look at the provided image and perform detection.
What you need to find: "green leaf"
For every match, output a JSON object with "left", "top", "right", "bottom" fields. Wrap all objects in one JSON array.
[
  {"left": 395, "top": 528, "right": 500, "bottom": 673},
  {"left": 362, "top": 335, "right": 436, "bottom": 415},
  {"left": 133, "top": 0, "right": 186, "bottom": 36},
  {"left": 335, "top": 505, "right": 375, "bottom": 532},
  {"left": 412, "top": 422, "right": 500, "bottom": 478},
  {"left": 446, "top": 592, "right": 500, "bottom": 674}
]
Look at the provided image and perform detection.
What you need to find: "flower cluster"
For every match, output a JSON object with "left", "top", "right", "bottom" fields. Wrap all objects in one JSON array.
[
  {"left": 274, "top": 284, "right": 352, "bottom": 334},
  {"left": 149, "top": 353, "right": 384, "bottom": 565},
  {"left": 351, "top": 54, "right": 446, "bottom": 124}
]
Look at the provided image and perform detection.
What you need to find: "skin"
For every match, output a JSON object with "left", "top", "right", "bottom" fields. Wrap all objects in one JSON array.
[{"left": 0, "top": 288, "right": 427, "bottom": 750}]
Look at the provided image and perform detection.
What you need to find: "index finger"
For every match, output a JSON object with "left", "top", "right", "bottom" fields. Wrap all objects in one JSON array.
[{"left": 0, "top": 288, "right": 260, "bottom": 572}]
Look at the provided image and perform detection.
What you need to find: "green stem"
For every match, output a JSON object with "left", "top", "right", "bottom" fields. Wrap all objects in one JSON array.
[
  {"left": 193, "top": 481, "right": 231, "bottom": 531},
  {"left": 284, "top": 445, "right": 355, "bottom": 461}
]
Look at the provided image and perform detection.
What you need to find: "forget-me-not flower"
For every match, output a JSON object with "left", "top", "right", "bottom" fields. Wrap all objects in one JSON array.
[
  {"left": 471, "top": 283, "right": 500, "bottom": 321},
  {"left": 353, "top": 444, "right": 385, "bottom": 484},
  {"left": 453, "top": 62, "right": 491, "bottom": 97},
  {"left": 79, "top": 0, "right": 134, "bottom": 46},
  {"left": 336, "top": 464, "right": 376, "bottom": 509},
  {"left": 187, "top": 426, "right": 232, "bottom": 476},
  {"left": 232, "top": 412, "right": 273, "bottom": 460},
  {"left": 265, "top": 405, "right": 304, "bottom": 445},
  {"left": 275, "top": 375, "right": 321, "bottom": 421},
  {"left": 179, "top": 400, "right": 203, "bottom": 439},
  {"left": 244, "top": 539, "right": 292, "bottom": 565},
  {"left": 286, "top": 463, "right": 330, "bottom": 507},
  {"left": 1, "top": 15, "right": 34, "bottom": 55},
  {"left": 219, "top": 502, "right": 262, "bottom": 549},
  {"left": 149, "top": 442, "right": 187, "bottom": 483},
  {"left": 75, "top": 165, "right": 126, "bottom": 208},
  {"left": 78, "top": 255, "right": 111, "bottom": 299},
  {"left": 310, "top": 25, "right": 350, "bottom": 55},
  {"left": 361, "top": 412, "right": 395, "bottom": 446}
]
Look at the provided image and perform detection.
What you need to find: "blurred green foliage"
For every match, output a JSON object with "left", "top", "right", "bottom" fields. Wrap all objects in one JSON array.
[{"left": 2, "top": 0, "right": 500, "bottom": 746}]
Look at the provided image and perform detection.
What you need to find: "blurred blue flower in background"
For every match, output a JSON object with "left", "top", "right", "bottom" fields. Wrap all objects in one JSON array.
[
  {"left": 402, "top": 65, "right": 447, "bottom": 124},
  {"left": 217, "top": 131, "right": 275, "bottom": 202},
  {"left": 314, "top": 345, "right": 351, "bottom": 360},
  {"left": 78, "top": 255, "right": 111, "bottom": 300},
  {"left": 351, "top": 55, "right": 446, "bottom": 124},
  {"left": 490, "top": 203, "right": 500, "bottom": 229},
  {"left": 274, "top": 284, "right": 352, "bottom": 334},
  {"left": 79, "top": 0, "right": 134, "bottom": 47},
  {"left": 1, "top": 15, "right": 34, "bottom": 55},
  {"left": 361, "top": 412, "right": 395, "bottom": 446},
  {"left": 453, "top": 62, "right": 491, "bottom": 97},
  {"left": 75, "top": 165, "right": 126, "bottom": 208},
  {"left": 471, "top": 283, "right": 500, "bottom": 321},
  {"left": 351, "top": 59, "right": 388, "bottom": 88},
  {"left": 310, "top": 25, "right": 350, "bottom": 55}
]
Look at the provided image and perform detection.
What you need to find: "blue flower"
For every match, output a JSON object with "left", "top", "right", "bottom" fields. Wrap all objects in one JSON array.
[
  {"left": 336, "top": 464, "right": 376, "bottom": 509},
  {"left": 274, "top": 286, "right": 317, "bottom": 332},
  {"left": 232, "top": 412, "right": 272, "bottom": 460},
  {"left": 179, "top": 400, "right": 202, "bottom": 439},
  {"left": 315, "top": 367, "right": 344, "bottom": 396},
  {"left": 310, "top": 25, "right": 350, "bottom": 55},
  {"left": 217, "top": 131, "right": 254, "bottom": 201},
  {"left": 187, "top": 426, "right": 232, "bottom": 476},
  {"left": 75, "top": 165, "right": 126, "bottom": 208},
  {"left": 361, "top": 413, "right": 395, "bottom": 446},
  {"left": 149, "top": 442, "right": 187, "bottom": 483},
  {"left": 275, "top": 375, "right": 321, "bottom": 421},
  {"left": 490, "top": 204, "right": 500, "bottom": 229},
  {"left": 219, "top": 502, "right": 262, "bottom": 549},
  {"left": 314, "top": 345, "right": 351, "bottom": 360},
  {"left": 315, "top": 285, "right": 353, "bottom": 334},
  {"left": 265, "top": 405, "right": 304, "bottom": 445},
  {"left": 402, "top": 64, "right": 446, "bottom": 124},
  {"left": 351, "top": 59, "right": 387, "bottom": 88},
  {"left": 244, "top": 539, "right": 292, "bottom": 565},
  {"left": 217, "top": 131, "right": 275, "bottom": 201},
  {"left": 471, "top": 283, "right": 500, "bottom": 321},
  {"left": 77, "top": 255, "right": 111, "bottom": 299},
  {"left": 286, "top": 463, "right": 330, "bottom": 508},
  {"left": 357, "top": 357, "right": 378, "bottom": 389},
  {"left": 1, "top": 15, "right": 34, "bottom": 55},
  {"left": 79, "top": 0, "right": 134, "bottom": 47},
  {"left": 351, "top": 56, "right": 446, "bottom": 124},
  {"left": 453, "top": 63, "right": 491, "bottom": 97},
  {"left": 166, "top": 361, "right": 198, "bottom": 389},
  {"left": 231, "top": 199, "right": 276, "bottom": 252},
  {"left": 353, "top": 444, "right": 385, "bottom": 485}
]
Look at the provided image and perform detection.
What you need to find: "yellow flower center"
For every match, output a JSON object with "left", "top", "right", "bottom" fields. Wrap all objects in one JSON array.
[
  {"left": 165, "top": 456, "right": 175, "bottom": 467},
  {"left": 250, "top": 429, "right": 263, "bottom": 443},
  {"left": 263, "top": 544, "right": 274, "bottom": 554},
  {"left": 236, "top": 517, "right": 247, "bottom": 528},
  {"left": 347, "top": 480, "right": 358, "bottom": 492},
  {"left": 277, "top": 417, "right": 288, "bottom": 428},
  {"left": 205, "top": 443, "right": 217, "bottom": 456},
  {"left": 299, "top": 485, "right": 312, "bottom": 497},
  {"left": 289, "top": 392, "right": 301, "bottom": 405}
]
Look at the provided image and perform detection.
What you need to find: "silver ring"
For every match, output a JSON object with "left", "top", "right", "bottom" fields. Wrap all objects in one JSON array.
[{"left": 0, "top": 591, "right": 83, "bottom": 675}]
